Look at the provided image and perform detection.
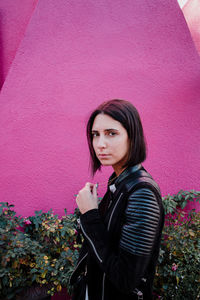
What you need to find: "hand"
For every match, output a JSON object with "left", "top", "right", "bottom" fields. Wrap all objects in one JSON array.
[{"left": 76, "top": 182, "right": 98, "bottom": 214}]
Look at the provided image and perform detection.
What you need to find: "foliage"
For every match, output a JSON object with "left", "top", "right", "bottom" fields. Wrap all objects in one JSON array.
[
  {"left": 0, "top": 203, "right": 81, "bottom": 299},
  {"left": 0, "top": 190, "right": 200, "bottom": 300},
  {"left": 162, "top": 189, "right": 200, "bottom": 214},
  {"left": 153, "top": 190, "right": 200, "bottom": 299}
]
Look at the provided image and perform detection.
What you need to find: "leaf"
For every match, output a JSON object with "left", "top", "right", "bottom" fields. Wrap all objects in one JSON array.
[
  {"left": 41, "top": 270, "right": 47, "bottom": 278},
  {"left": 177, "top": 193, "right": 183, "bottom": 201},
  {"left": 57, "top": 284, "right": 62, "bottom": 292},
  {"left": 189, "top": 229, "right": 195, "bottom": 237}
]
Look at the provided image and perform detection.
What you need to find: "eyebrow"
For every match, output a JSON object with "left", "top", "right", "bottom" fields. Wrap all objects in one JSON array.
[{"left": 91, "top": 128, "right": 119, "bottom": 132}]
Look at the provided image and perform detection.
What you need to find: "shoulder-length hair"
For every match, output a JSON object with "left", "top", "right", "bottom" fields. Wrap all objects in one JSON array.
[{"left": 87, "top": 99, "right": 147, "bottom": 175}]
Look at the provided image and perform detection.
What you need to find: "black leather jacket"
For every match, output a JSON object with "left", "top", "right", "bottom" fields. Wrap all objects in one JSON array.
[{"left": 70, "top": 165, "right": 164, "bottom": 300}]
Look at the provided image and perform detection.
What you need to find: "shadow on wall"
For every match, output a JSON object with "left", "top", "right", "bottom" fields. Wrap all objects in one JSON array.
[{"left": 0, "top": 12, "right": 4, "bottom": 90}]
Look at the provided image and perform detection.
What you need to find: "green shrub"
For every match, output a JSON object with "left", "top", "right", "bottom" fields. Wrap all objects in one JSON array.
[
  {"left": 153, "top": 190, "right": 200, "bottom": 299},
  {"left": 0, "top": 203, "right": 80, "bottom": 299},
  {"left": 0, "top": 203, "right": 41, "bottom": 299}
]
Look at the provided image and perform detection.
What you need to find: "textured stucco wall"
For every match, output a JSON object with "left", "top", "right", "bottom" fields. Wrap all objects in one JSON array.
[
  {"left": 0, "top": 0, "right": 38, "bottom": 88},
  {"left": 0, "top": 0, "right": 199, "bottom": 218}
]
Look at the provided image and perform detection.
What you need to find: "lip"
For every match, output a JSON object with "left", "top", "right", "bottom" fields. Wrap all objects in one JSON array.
[{"left": 98, "top": 154, "right": 111, "bottom": 158}]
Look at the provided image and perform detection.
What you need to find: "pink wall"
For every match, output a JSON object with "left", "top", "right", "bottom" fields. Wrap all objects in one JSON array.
[
  {"left": 0, "top": 0, "right": 200, "bottom": 218},
  {"left": 0, "top": 0, "right": 38, "bottom": 88}
]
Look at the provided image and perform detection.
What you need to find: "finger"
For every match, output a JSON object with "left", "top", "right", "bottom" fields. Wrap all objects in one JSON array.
[
  {"left": 92, "top": 183, "right": 98, "bottom": 196},
  {"left": 85, "top": 182, "right": 92, "bottom": 190},
  {"left": 85, "top": 182, "right": 95, "bottom": 193}
]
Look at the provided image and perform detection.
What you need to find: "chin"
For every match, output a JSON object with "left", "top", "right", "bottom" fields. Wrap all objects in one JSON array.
[{"left": 100, "top": 161, "right": 112, "bottom": 166}]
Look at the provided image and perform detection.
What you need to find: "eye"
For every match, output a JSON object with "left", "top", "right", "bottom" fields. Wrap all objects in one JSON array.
[
  {"left": 92, "top": 132, "right": 99, "bottom": 137},
  {"left": 108, "top": 131, "right": 116, "bottom": 136}
]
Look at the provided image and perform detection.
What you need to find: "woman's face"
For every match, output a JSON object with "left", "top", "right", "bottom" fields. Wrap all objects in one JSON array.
[{"left": 92, "top": 113, "right": 130, "bottom": 175}]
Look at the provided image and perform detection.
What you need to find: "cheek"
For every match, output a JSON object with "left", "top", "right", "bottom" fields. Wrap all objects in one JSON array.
[{"left": 120, "top": 138, "right": 130, "bottom": 156}]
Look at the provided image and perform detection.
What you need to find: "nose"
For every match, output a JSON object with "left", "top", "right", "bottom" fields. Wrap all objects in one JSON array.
[{"left": 97, "top": 135, "right": 106, "bottom": 149}]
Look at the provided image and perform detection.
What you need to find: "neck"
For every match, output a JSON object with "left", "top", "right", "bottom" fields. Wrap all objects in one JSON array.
[{"left": 113, "top": 167, "right": 126, "bottom": 177}]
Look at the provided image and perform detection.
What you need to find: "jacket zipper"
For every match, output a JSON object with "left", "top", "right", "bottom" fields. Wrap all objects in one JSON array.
[
  {"left": 107, "top": 192, "right": 123, "bottom": 231},
  {"left": 70, "top": 252, "right": 88, "bottom": 282},
  {"left": 102, "top": 273, "right": 105, "bottom": 300},
  {"left": 80, "top": 220, "right": 103, "bottom": 263}
]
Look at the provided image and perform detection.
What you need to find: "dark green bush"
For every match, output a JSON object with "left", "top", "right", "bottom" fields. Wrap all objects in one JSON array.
[
  {"left": 153, "top": 190, "right": 200, "bottom": 299},
  {"left": 0, "top": 203, "right": 80, "bottom": 299}
]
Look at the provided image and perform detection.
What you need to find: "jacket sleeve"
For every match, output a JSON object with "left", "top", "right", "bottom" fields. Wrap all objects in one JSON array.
[{"left": 80, "top": 187, "right": 160, "bottom": 294}]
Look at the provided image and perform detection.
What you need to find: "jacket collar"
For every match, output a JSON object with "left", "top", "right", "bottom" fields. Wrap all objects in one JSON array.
[{"left": 108, "top": 164, "right": 142, "bottom": 193}]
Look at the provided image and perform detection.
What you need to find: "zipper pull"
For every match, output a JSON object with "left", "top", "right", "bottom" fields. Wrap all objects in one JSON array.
[
  {"left": 135, "top": 289, "right": 143, "bottom": 300},
  {"left": 77, "top": 217, "right": 81, "bottom": 229}
]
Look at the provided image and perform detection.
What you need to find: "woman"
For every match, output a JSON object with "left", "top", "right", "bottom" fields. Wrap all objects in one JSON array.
[{"left": 70, "top": 99, "right": 164, "bottom": 300}]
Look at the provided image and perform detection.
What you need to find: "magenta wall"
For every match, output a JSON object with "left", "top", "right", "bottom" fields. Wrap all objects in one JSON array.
[
  {"left": 0, "top": 0, "right": 38, "bottom": 88},
  {"left": 0, "top": 0, "right": 200, "bottom": 218}
]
